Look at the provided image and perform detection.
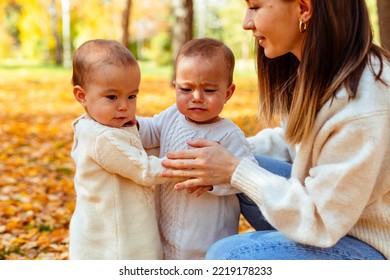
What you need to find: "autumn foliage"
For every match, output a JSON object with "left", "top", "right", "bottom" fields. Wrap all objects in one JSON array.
[{"left": 0, "top": 64, "right": 263, "bottom": 259}]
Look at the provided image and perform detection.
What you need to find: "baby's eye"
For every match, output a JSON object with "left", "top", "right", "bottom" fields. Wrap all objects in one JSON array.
[
  {"left": 106, "top": 95, "right": 117, "bottom": 100},
  {"left": 178, "top": 87, "right": 192, "bottom": 92},
  {"left": 204, "top": 89, "right": 216, "bottom": 93},
  {"left": 128, "top": 95, "right": 137, "bottom": 100}
]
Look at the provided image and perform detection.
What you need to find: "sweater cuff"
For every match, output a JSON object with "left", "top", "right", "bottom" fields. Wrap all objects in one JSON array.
[{"left": 231, "top": 157, "right": 286, "bottom": 207}]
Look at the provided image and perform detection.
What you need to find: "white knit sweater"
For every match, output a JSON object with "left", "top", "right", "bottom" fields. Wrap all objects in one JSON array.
[
  {"left": 242, "top": 58, "right": 390, "bottom": 259},
  {"left": 138, "top": 105, "right": 256, "bottom": 259},
  {"left": 70, "top": 114, "right": 172, "bottom": 259}
]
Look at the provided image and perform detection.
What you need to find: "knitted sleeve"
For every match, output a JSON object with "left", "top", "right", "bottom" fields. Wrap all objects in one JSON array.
[
  {"left": 137, "top": 104, "right": 177, "bottom": 149},
  {"left": 246, "top": 126, "right": 296, "bottom": 163},
  {"left": 93, "top": 127, "right": 172, "bottom": 187},
  {"left": 231, "top": 112, "right": 389, "bottom": 247}
]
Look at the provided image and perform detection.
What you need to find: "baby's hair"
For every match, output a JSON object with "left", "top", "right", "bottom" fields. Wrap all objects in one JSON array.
[
  {"left": 175, "top": 38, "right": 235, "bottom": 85},
  {"left": 72, "top": 39, "right": 138, "bottom": 87}
]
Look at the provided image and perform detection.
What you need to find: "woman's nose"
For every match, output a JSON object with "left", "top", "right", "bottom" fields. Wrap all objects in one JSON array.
[{"left": 243, "top": 11, "right": 255, "bottom": 30}]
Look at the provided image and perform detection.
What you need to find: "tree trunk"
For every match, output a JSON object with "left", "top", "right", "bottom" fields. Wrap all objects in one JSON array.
[
  {"left": 377, "top": 0, "right": 390, "bottom": 51},
  {"left": 48, "top": 0, "right": 62, "bottom": 65},
  {"left": 62, "top": 0, "right": 71, "bottom": 68},
  {"left": 196, "top": 0, "right": 208, "bottom": 37},
  {"left": 171, "top": 0, "right": 193, "bottom": 80},
  {"left": 121, "top": 0, "right": 132, "bottom": 47}
]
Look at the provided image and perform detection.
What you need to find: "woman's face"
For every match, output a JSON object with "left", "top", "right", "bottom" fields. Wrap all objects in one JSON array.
[{"left": 242, "top": 0, "right": 305, "bottom": 60}]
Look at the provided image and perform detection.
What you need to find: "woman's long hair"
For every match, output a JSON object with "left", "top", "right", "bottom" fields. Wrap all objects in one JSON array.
[{"left": 256, "top": 0, "right": 390, "bottom": 144}]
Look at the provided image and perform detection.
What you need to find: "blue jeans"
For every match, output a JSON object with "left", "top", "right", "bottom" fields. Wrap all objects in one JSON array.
[{"left": 205, "top": 155, "right": 385, "bottom": 260}]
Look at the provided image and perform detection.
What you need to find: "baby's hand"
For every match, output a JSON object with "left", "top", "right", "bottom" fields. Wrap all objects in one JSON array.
[{"left": 186, "top": 185, "right": 213, "bottom": 197}]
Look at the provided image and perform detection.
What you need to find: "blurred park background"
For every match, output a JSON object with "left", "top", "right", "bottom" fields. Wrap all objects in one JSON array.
[{"left": 0, "top": 0, "right": 388, "bottom": 259}]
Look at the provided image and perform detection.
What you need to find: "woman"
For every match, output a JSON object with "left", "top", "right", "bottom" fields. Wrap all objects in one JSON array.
[{"left": 161, "top": 0, "right": 390, "bottom": 260}]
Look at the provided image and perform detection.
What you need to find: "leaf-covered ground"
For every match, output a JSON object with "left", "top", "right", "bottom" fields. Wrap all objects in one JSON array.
[{"left": 0, "top": 64, "right": 262, "bottom": 259}]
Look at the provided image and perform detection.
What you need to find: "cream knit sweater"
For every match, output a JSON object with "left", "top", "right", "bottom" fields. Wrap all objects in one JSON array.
[
  {"left": 70, "top": 115, "right": 172, "bottom": 259},
  {"left": 138, "top": 105, "right": 256, "bottom": 259},
  {"left": 240, "top": 58, "right": 390, "bottom": 259}
]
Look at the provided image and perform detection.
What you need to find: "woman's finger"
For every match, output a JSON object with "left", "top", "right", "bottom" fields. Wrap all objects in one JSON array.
[
  {"left": 186, "top": 139, "right": 218, "bottom": 148},
  {"left": 173, "top": 178, "right": 205, "bottom": 190},
  {"left": 161, "top": 168, "right": 207, "bottom": 179},
  {"left": 165, "top": 150, "right": 199, "bottom": 160},
  {"left": 161, "top": 159, "right": 196, "bottom": 169},
  {"left": 165, "top": 139, "right": 218, "bottom": 159}
]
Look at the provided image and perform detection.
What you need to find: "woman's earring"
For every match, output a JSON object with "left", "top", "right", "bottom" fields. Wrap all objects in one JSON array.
[{"left": 299, "top": 20, "right": 307, "bottom": 33}]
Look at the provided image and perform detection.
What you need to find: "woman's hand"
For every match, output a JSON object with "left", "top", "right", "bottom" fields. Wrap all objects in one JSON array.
[{"left": 161, "top": 139, "right": 241, "bottom": 190}]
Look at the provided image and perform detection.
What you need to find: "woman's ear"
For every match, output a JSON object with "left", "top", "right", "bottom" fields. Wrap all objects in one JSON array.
[
  {"left": 73, "top": 85, "right": 87, "bottom": 106},
  {"left": 225, "top": 84, "right": 236, "bottom": 103},
  {"left": 299, "top": 0, "right": 313, "bottom": 21}
]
